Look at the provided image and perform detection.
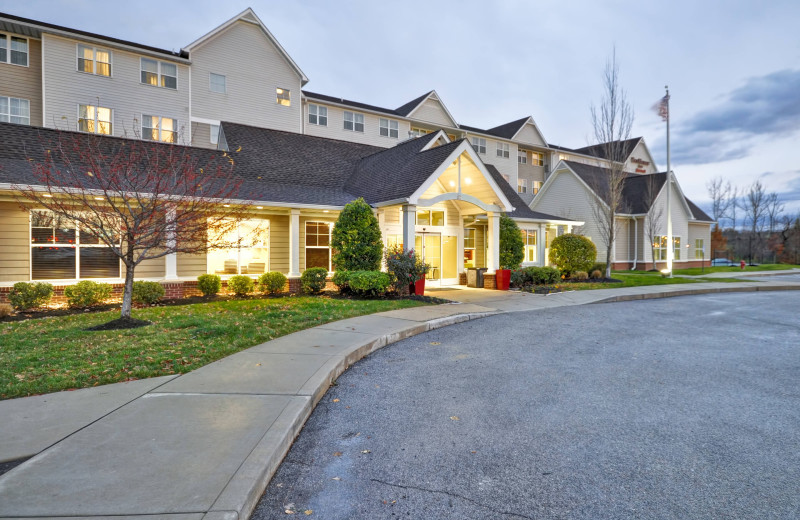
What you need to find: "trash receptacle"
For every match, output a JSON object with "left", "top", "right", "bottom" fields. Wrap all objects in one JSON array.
[{"left": 466, "top": 267, "right": 487, "bottom": 288}]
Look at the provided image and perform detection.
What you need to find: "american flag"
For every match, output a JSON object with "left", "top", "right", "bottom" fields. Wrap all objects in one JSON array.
[{"left": 652, "top": 94, "right": 669, "bottom": 121}]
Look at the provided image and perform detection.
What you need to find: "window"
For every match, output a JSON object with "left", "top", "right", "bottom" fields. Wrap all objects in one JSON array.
[
  {"left": 30, "top": 210, "right": 120, "bottom": 280},
  {"left": 558, "top": 153, "right": 569, "bottom": 161},
  {"left": 276, "top": 87, "right": 291, "bottom": 106},
  {"left": 208, "top": 220, "right": 269, "bottom": 275},
  {"left": 142, "top": 115, "right": 177, "bottom": 143},
  {"left": 78, "top": 104, "right": 112, "bottom": 134},
  {"left": 343, "top": 111, "right": 364, "bottom": 132},
  {"left": 0, "top": 34, "right": 28, "bottom": 66},
  {"left": 520, "top": 229, "right": 537, "bottom": 262},
  {"left": 517, "top": 179, "right": 527, "bottom": 193},
  {"left": 308, "top": 104, "right": 327, "bottom": 126},
  {"left": 305, "top": 221, "right": 331, "bottom": 270},
  {"left": 410, "top": 127, "right": 430, "bottom": 138},
  {"left": 496, "top": 142, "right": 510, "bottom": 158},
  {"left": 518, "top": 151, "right": 527, "bottom": 164},
  {"left": 463, "top": 228, "right": 476, "bottom": 268},
  {"left": 380, "top": 118, "right": 399, "bottom": 138},
  {"left": 531, "top": 152, "right": 544, "bottom": 166},
  {"left": 416, "top": 209, "right": 444, "bottom": 226},
  {"left": 210, "top": 124, "right": 220, "bottom": 145},
  {"left": 471, "top": 137, "right": 486, "bottom": 154},
  {"left": 77, "top": 44, "right": 111, "bottom": 76},
  {"left": 695, "top": 239, "right": 705, "bottom": 260},
  {"left": 140, "top": 58, "right": 177, "bottom": 89},
  {"left": 0, "top": 96, "right": 30, "bottom": 124},
  {"left": 532, "top": 181, "right": 542, "bottom": 195},
  {"left": 209, "top": 73, "right": 226, "bottom": 93},
  {"left": 654, "top": 236, "right": 682, "bottom": 261}
]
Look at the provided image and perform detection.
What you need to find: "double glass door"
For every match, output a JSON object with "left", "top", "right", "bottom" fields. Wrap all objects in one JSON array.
[{"left": 415, "top": 233, "right": 458, "bottom": 283}]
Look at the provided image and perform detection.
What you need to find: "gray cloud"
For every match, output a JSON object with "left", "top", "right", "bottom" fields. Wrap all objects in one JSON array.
[{"left": 652, "top": 132, "right": 750, "bottom": 165}]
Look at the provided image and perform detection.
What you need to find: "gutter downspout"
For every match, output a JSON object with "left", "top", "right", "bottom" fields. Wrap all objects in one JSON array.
[{"left": 632, "top": 216, "right": 638, "bottom": 270}]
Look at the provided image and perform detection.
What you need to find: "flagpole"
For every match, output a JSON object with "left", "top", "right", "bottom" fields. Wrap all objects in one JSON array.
[{"left": 665, "top": 86, "right": 673, "bottom": 277}]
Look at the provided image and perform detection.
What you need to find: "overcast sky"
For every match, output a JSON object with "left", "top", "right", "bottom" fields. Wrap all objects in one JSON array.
[{"left": 3, "top": 0, "right": 800, "bottom": 216}]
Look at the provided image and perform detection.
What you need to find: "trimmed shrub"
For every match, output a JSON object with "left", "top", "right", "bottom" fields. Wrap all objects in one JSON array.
[
  {"left": 197, "top": 274, "right": 222, "bottom": 297},
  {"left": 510, "top": 268, "right": 529, "bottom": 288},
  {"left": 332, "top": 270, "right": 352, "bottom": 294},
  {"left": 590, "top": 263, "right": 607, "bottom": 275},
  {"left": 0, "top": 303, "right": 12, "bottom": 318},
  {"left": 548, "top": 233, "right": 597, "bottom": 277},
  {"left": 384, "top": 246, "right": 429, "bottom": 294},
  {"left": 227, "top": 275, "right": 254, "bottom": 296},
  {"left": 64, "top": 281, "right": 112, "bottom": 308},
  {"left": 331, "top": 198, "right": 383, "bottom": 272},
  {"left": 258, "top": 271, "right": 287, "bottom": 295},
  {"left": 509, "top": 266, "right": 561, "bottom": 287},
  {"left": 132, "top": 281, "right": 165, "bottom": 304},
  {"left": 499, "top": 214, "right": 524, "bottom": 270},
  {"left": 301, "top": 267, "right": 328, "bottom": 294},
  {"left": 8, "top": 281, "right": 54, "bottom": 310},
  {"left": 571, "top": 270, "right": 589, "bottom": 281},
  {"left": 348, "top": 271, "right": 392, "bottom": 297},
  {"left": 591, "top": 269, "right": 603, "bottom": 279}
]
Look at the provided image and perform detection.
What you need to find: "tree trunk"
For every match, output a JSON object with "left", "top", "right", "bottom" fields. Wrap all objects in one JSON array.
[
  {"left": 605, "top": 211, "right": 614, "bottom": 278},
  {"left": 120, "top": 262, "right": 135, "bottom": 319}
]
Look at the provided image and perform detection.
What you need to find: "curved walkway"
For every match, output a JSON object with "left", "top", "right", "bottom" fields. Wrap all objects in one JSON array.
[{"left": 1, "top": 276, "right": 799, "bottom": 519}]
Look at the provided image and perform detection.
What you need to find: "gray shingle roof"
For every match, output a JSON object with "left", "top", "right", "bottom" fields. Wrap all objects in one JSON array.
[
  {"left": 301, "top": 90, "right": 436, "bottom": 120},
  {"left": 571, "top": 137, "right": 641, "bottom": 161},
  {"left": 460, "top": 116, "right": 531, "bottom": 140},
  {"left": 686, "top": 198, "right": 714, "bottom": 222},
  {"left": 483, "top": 164, "right": 573, "bottom": 221},
  {"left": 394, "top": 91, "right": 435, "bottom": 116}
]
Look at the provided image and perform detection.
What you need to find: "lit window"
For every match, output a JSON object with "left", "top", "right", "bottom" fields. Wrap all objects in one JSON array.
[
  {"left": 208, "top": 219, "right": 269, "bottom": 275},
  {"left": 276, "top": 87, "right": 291, "bottom": 106},
  {"left": 0, "top": 34, "right": 28, "bottom": 66},
  {"left": 463, "top": 228, "right": 476, "bottom": 268},
  {"left": 496, "top": 142, "right": 510, "bottom": 158},
  {"left": 77, "top": 44, "right": 111, "bottom": 76},
  {"left": 695, "top": 239, "right": 704, "bottom": 260},
  {"left": 532, "top": 181, "right": 542, "bottom": 195},
  {"left": 531, "top": 152, "right": 544, "bottom": 166},
  {"left": 209, "top": 73, "right": 226, "bottom": 93},
  {"left": 558, "top": 153, "right": 569, "bottom": 161},
  {"left": 343, "top": 111, "right": 364, "bottom": 132},
  {"left": 210, "top": 124, "right": 220, "bottom": 145},
  {"left": 520, "top": 229, "right": 537, "bottom": 262},
  {"left": 308, "top": 104, "right": 327, "bottom": 126},
  {"left": 0, "top": 96, "right": 30, "bottom": 125},
  {"left": 517, "top": 179, "right": 527, "bottom": 193},
  {"left": 471, "top": 137, "right": 486, "bottom": 154},
  {"left": 416, "top": 209, "right": 445, "bottom": 226},
  {"left": 410, "top": 127, "right": 430, "bottom": 138},
  {"left": 140, "top": 58, "right": 177, "bottom": 89},
  {"left": 518, "top": 151, "right": 527, "bottom": 164},
  {"left": 380, "top": 118, "right": 399, "bottom": 138},
  {"left": 305, "top": 221, "right": 331, "bottom": 270},
  {"left": 142, "top": 115, "right": 177, "bottom": 143},
  {"left": 654, "top": 236, "right": 682, "bottom": 261},
  {"left": 78, "top": 104, "right": 112, "bottom": 135}
]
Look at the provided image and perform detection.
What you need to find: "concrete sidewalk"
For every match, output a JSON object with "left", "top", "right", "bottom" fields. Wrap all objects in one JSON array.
[{"left": 1, "top": 278, "right": 799, "bottom": 519}]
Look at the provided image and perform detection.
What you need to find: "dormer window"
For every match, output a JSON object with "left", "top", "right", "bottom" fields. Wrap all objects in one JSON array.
[
  {"left": 0, "top": 34, "right": 28, "bottom": 66},
  {"left": 344, "top": 111, "right": 364, "bottom": 132},
  {"left": 471, "top": 137, "right": 486, "bottom": 154},
  {"left": 379, "top": 118, "right": 399, "bottom": 138}
]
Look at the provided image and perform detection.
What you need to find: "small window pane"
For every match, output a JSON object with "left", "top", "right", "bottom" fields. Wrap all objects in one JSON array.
[
  {"left": 210, "top": 73, "right": 226, "bottom": 93},
  {"left": 141, "top": 58, "right": 158, "bottom": 85},
  {"left": 78, "top": 44, "right": 93, "bottom": 73},
  {"left": 210, "top": 124, "right": 219, "bottom": 145},
  {"left": 95, "top": 49, "right": 111, "bottom": 76},
  {"left": 0, "top": 35, "right": 6, "bottom": 62},
  {"left": 10, "top": 37, "right": 27, "bottom": 66},
  {"left": 32, "top": 247, "right": 76, "bottom": 279},
  {"left": 306, "top": 248, "right": 329, "bottom": 270},
  {"left": 80, "top": 247, "right": 120, "bottom": 278},
  {"left": 318, "top": 106, "right": 327, "bottom": 126}
]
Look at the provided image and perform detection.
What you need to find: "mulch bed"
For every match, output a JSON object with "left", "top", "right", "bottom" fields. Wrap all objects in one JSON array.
[{"left": 85, "top": 317, "right": 152, "bottom": 331}]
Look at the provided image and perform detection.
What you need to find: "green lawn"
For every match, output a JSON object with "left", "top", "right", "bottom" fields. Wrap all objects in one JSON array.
[
  {"left": 1, "top": 296, "right": 428, "bottom": 400},
  {"left": 673, "top": 263, "right": 800, "bottom": 276},
  {"left": 558, "top": 271, "right": 745, "bottom": 291}
]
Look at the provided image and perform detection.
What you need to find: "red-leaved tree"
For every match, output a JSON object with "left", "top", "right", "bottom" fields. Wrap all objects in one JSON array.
[{"left": 13, "top": 131, "right": 255, "bottom": 322}]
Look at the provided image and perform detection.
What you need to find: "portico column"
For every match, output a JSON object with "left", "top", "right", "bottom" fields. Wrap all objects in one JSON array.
[
  {"left": 289, "top": 208, "right": 301, "bottom": 277},
  {"left": 402, "top": 204, "right": 416, "bottom": 253},
  {"left": 164, "top": 204, "right": 178, "bottom": 279},
  {"left": 487, "top": 212, "right": 500, "bottom": 273},
  {"left": 538, "top": 224, "right": 546, "bottom": 266},
  {"left": 457, "top": 218, "right": 465, "bottom": 274}
]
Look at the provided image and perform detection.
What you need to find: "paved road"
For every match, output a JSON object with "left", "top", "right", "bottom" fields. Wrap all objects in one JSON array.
[{"left": 253, "top": 292, "right": 800, "bottom": 519}]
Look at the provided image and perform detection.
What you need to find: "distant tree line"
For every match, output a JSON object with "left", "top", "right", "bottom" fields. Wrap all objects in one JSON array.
[{"left": 706, "top": 177, "right": 799, "bottom": 264}]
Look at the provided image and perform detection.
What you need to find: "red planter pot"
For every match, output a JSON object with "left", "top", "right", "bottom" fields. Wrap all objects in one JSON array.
[
  {"left": 495, "top": 269, "right": 511, "bottom": 290},
  {"left": 409, "top": 278, "right": 426, "bottom": 295}
]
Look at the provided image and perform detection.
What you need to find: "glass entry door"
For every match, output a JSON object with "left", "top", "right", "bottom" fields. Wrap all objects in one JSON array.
[{"left": 415, "top": 233, "right": 458, "bottom": 284}]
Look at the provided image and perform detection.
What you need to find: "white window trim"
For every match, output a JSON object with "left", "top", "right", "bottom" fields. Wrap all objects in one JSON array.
[
  {"left": 304, "top": 221, "right": 332, "bottom": 271},
  {"left": 415, "top": 207, "right": 446, "bottom": 227},
  {"left": 518, "top": 151, "right": 527, "bottom": 164},
  {"left": 379, "top": 118, "right": 399, "bottom": 139},
  {"left": 209, "top": 72, "right": 226, "bottom": 93},
  {"left": 471, "top": 137, "right": 486, "bottom": 154},
  {"left": 0, "top": 95, "right": 31, "bottom": 125},
  {"left": 276, "top": 87, "right": 291, "bottom": 106},
  {"left": 531, "top": 151, "right": 544, "bottom": 166},
  {"left": 77, "top": 104, "right": 113, "bottom": 135},
  {"left": 654, "top": 235, "right": 682, "bottom": 261},
  {"left": 308, "top": 104, "right": 327, "bottom": 126},
  {"left": 207, "top": 219, "right": 270, "bottom": 276},
  {"left": 343, "top": 111, "right": 365, "bottom": 133},
  {"left": 496, "top": 142, "right": 510, "bottom": 158},
  {"left": 210, "top": 123, "right": 220, "bottom": 145},
  {"left": 532, "top": 181, "right": 542, "bottom": 195},
  {"left": 76, "top": 43, "right": 112, "bottom": 77},
  {"left": 517, "top": 179, "right": 527, "bottom": 194},
  {"left": 694, "top": 239, "right": 705, "bottom": 260},
  {"left": 141, "top": 114, "right": 178, "bottom": 143},
  {"left": 0, "top": 32, "right": 29, "bottom": 67},
  {"left": 139, "top": 57, "right": 178, "bottom": 90}
]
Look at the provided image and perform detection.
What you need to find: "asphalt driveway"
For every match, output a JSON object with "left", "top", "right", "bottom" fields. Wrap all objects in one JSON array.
[{"left": 254, "top": 292, "right": 800, "bottom": 519}]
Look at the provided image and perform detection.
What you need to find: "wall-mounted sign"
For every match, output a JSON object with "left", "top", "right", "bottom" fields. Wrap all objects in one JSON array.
[{"left": 631, "top": 158, "right": 650, "bottom": 166}]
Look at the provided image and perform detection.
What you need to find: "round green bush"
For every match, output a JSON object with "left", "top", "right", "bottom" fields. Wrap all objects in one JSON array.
[
  {"left": 571, "top": 270, "right": 589, "bottom": 281},
  {"left": 499, "top": 214, "right": 524, "bottom": 270},
  {"left": 257, "top": 271, "right": 287, "bottom": 295},
  {"left": 300, "top": 267, "right": 328, "bottom": 294},
  {"left": 197, "top": 274, "right": 222, "bottom": 297},
  {"left": 331, "top": 198, "right": 383, "bottom": 272},
  {"left": 548, "top": 234, "right": 597, "bottom": 277},
  {"left": 64, "top": 281, "right": 112, "bottom": 308},
  {"left": 132, "top": 281, "right": 165, "bottom": 304},
  {"left": 348, "top": 271, "right": 392, "bottom": 297},
  {"left": 8, "top": 281, "right": 54, "bottom": 310},
  {"left": 227, "top": 275, "right": 254, "bottom": 296},
  {"left": 331, "top": 270, "right": 352, "bottom": 294}
]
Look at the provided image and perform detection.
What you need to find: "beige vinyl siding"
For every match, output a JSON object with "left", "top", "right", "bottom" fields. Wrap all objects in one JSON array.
[
  {"left": 190, "top": 20, "right": 302, "bottom": 133},
  {"left": 515, "top": 124, "right": 545, "bottom": 147},
  {"left": 303, "top": 102, "right": 411, "bottom": 148},
  {"left": 269, "top": 215, "right": 289, "bottom": 274},
  {"left": 1, "top": 37, "right": 43, "bottom": 126},
  {"left": 408, "top": 98, "right": 454, "bottom": 127},
  {"left": 382, "top": 206, "right": 401, "bottom": 225},
  {"left": 531, "top": 169, "right": 607, "bottom": 261},
  {"left": 136, "top": 257, "right": 165, "bottom": 278},
  {"left": 642, "top": 182, "right": 691, "bottom": 263},
  {"left": 517, "top": 157, "right": 546, "bottom": 190},
  {"left": 0, "top": 201, "right": 31, "bottom": 282},
  {"left": 474, "top": 225, "right": 486, "bottom": 268},
  {"left": 615, "top": 217, "right": 630, "bottom": 261},
  {"left": 190, "top": 121, "right": 217, "bottom": 149},
  {"left": 688, "top": 223, "right": 711, "bottom": 260},
  {"left": 467, "top": 133, "right": 518, "bottom": 185},
  {"left": 177, "top": 252, "right": 206, "bottom": 277},
  {"left": 42, "top": 34, "right": 191, "bottom": 143},
  {"left": 446, "top": 201, "right": 460, "bottom": 226}
]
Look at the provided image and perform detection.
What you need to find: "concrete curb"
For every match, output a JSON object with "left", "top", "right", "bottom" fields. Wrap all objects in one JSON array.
[{"left": 590, "top": 283, "right": 800, "bottom": 304}]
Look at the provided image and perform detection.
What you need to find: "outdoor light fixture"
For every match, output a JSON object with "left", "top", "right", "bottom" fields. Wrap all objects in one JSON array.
[
  {"left": 449, "top": 180, "right": 456, "bottom": 187},
  {"left": 323, "top": 210, "right": 330, "bottom": 213},
  {"left": 223, "top": 204, "right": 230, "bottom": 207},
  {"left": 465, "top": 177, "right": 472, "bottom": 185},
  {"left": 43, "top": 194, "right": 53, "bottom": 198},
  {"left": 256, "top": 206, "right": 263, "bottom": 209},
  {"left": 94, "top": 197, "right": 103, "bottom": 200}
]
